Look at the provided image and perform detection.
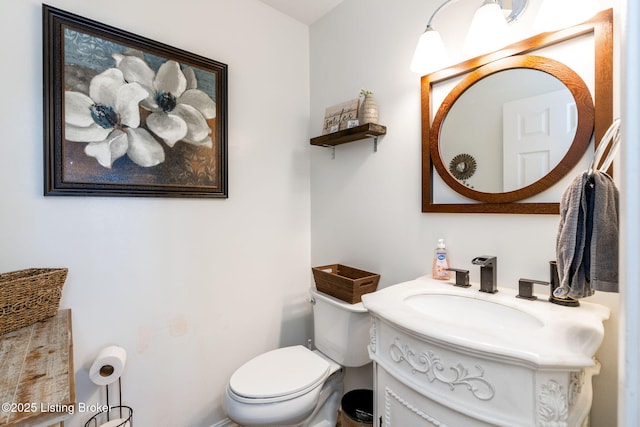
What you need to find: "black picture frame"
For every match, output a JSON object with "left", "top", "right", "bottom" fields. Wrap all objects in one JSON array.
[{"left": 43, "top": 5, "right": 228, "bottom": 198}]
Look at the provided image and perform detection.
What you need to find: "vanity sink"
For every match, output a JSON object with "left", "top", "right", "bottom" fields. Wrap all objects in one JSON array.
[
  {"left": 362, "top": 275, "right": 609, "bottom": 366},
  {"left": 403, "top": 293, "right": 544, "bottom": 331},
  {"left": 361, "top": 276, "right": 611, "bottom": 427}
]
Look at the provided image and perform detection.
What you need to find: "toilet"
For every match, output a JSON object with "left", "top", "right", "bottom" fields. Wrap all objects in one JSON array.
[{"left": 223, "top": 289, "right": 371, "bottom": 427}]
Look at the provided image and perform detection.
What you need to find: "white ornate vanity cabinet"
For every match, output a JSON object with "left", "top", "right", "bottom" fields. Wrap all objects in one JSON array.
[{"left": 362, "top": 277, "right": 610, "bottom": 427}]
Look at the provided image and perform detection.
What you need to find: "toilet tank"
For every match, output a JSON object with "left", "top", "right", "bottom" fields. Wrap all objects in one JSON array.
[{"left": 310, "top": 288, "right": 371, "bottom": 367}]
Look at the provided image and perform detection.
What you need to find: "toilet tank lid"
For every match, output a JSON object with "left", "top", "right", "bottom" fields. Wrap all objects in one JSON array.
[{"left": 229, "top": 345, "right": 330, "bottom": 400}]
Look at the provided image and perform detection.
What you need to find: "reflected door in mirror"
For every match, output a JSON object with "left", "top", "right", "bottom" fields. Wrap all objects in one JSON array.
[{"left": 502, "top": 88, "right": 577, "bottom": 191}]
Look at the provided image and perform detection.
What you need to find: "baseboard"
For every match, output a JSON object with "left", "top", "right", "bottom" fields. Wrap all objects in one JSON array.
[{"left": 210, "top": 418, "right": 239, "bottom": 427}]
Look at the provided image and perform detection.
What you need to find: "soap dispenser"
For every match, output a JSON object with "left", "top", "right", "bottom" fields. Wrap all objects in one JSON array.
[{"left": 432, "top": 239, "right": 451, "bottom": 280}]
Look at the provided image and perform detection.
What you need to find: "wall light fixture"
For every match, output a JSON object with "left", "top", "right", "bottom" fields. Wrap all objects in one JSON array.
[
  {"left": 411, "top": 0, "right": 603, "bottom": 76},
  {"left": 410, "top": 0, "right": 528, "bottom": 75}
]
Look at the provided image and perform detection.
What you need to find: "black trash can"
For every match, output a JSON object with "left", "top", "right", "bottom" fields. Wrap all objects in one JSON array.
[{"left": 341, "top": 389, "right": 373, "bottom": 427}]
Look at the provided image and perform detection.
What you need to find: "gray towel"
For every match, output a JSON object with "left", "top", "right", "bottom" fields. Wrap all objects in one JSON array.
[{"left": 555, "top": 170, "right": 619, "bottom": 299}]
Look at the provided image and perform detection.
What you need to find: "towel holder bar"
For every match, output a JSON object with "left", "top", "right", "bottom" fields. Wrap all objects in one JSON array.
[{"left": 589, "top": 117, "right": 621, "bottom": 175}]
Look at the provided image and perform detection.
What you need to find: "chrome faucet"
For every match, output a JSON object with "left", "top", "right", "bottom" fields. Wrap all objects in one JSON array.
[{"left": 472, "top": 256, "right": 497, "bottom": 293}]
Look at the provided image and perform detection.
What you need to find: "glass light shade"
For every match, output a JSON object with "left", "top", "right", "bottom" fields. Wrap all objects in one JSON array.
[
  {"left": 534, "top": 0, "right": 599, "bottom": 32},
  {"left": 463, "top": 1, "right": 510, "bottom": 56},
  {"left": 410, "top": 28, "right": 450, "bottom": 75}
]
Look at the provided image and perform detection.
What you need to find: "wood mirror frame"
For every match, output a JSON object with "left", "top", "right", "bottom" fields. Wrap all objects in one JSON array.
[{"left": 421, "top": 9, "right": 613, "bottom": 214}]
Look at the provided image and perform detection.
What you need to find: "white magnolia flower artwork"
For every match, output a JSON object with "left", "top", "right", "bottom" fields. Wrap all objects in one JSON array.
[
  {"left": 113, "top": 54, "right": 217, "bottom": 148},
  {"left": 44, "top": 6, "right": 227, "bottom": 198},
  {"left": 64, "top": 46, "right": 218, "bottom": 171},
  {"left": 65, "top": 67, "right": 166, "bottom": 168}
]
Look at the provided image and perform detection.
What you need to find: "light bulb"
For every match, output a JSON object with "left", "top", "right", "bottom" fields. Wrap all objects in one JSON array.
[
  {"left": 410, "top": 27, "right": 450, "bottom": 75},
  {"left": 463, "top": 0, "right": 510, "bottom": 56}
]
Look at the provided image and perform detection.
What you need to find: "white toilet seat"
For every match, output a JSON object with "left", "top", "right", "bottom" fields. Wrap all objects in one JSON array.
[
  {"left": 229, "top": 345, "right": 331, "bottom": 404},
  {"left": 224, "top": 346, "right": 343, "bottom": 426},
  {"left": 224, "top": 380, "right": 324, "bottom": 426}
]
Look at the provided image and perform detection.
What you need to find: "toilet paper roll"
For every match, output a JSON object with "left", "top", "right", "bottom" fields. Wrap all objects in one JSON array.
[
  {"left": 89, "top": 346, "right": 127, "bottom": 386},
  {"left": 100, "top": 418, "right": 130, "bottom": 427}
]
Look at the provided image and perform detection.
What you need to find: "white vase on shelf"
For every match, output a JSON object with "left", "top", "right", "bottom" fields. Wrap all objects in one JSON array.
[{"left": 360, "top": 93, "right": 379, "bottom": 124}]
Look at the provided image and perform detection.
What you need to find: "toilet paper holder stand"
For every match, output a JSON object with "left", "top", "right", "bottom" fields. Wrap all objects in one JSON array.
[{"left": 84, "top": 377, "right": 133, "bottom": 427}]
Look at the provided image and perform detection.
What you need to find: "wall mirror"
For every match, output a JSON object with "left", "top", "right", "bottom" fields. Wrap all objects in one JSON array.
[
  {"left": 432, "top": 55, "right": 595, "bottom": 203},
  {"left": 421, "top": 9, "right": 613, "bottom": 214}
]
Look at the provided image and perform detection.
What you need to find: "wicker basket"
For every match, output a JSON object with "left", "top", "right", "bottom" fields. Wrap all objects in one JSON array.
[
  {"left": 0, "top": 268, "right": 68, "bottom": 335},
  {"left": 312, "top": 264, "right": 379, "bottom": 304}
]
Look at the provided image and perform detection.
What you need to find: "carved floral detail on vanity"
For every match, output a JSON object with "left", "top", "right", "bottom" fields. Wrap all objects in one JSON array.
[
  {"left": 569, "top": 369, "right": 586, "bottom": 406},
  {"left": 384, "top": 386, "right": 448, "bottom": 427},
  {"left": 369, "top": 319, "right": 377, "bottom": 354},
  {"left": 536, "top": 367, "right": 592, "bottom": 427},
  {"left": 389, "top": 337, "right": 496, "bottom": 401},
  {"left": 537, "top": 380, "right": 569, "bottom": 427}
]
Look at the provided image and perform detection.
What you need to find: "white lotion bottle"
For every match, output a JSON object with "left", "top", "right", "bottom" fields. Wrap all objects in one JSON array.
[{"left": 432, "top": 239, "right": 451, "bottom": 280}]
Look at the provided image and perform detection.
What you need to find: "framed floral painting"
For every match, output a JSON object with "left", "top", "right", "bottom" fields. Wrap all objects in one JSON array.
[{"left": 43, "top": 5, "right": 228, "bottom": 197}]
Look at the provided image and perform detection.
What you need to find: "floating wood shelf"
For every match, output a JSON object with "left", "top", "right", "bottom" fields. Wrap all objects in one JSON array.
[{"left": 310, "top": 123, "right": 387, "bottom": 148}]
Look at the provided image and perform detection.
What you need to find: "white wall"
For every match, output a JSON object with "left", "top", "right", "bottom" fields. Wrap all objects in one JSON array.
[
  {"left": 0, "top": 0, "right": 311, "bottom": 426},
  {"left": 310, "top": 0, "right": 622, "bottom": 424},
  {"left": 620, "top": 0, "right": 640, "bottom": 424}
]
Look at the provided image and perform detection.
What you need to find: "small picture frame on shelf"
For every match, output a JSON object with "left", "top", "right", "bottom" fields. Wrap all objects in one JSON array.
[
  {"left": 347, "top": 119, "right": 360, "bottom": 129},
  {"left": 322, "top": 98, "right": 359, "bottom": 134}
]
